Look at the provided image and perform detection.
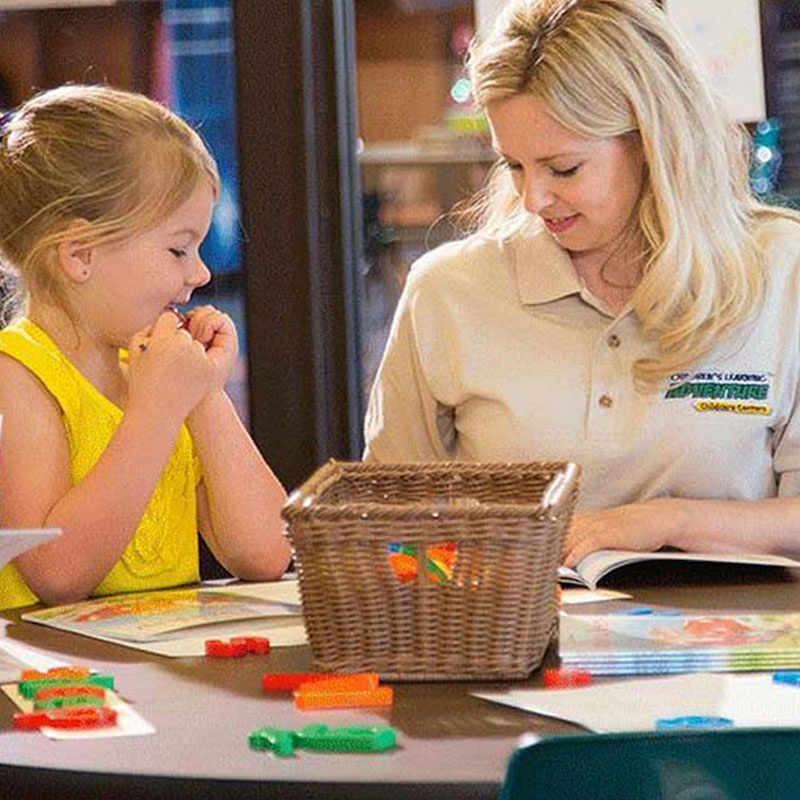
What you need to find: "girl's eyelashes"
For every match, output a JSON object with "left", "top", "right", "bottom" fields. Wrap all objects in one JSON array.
[
  {"left": 169, "top": 248, "right": 187, "bottom": 258},
  {"left": 550, "top": 164, "right": 581, "bottom": 177}
]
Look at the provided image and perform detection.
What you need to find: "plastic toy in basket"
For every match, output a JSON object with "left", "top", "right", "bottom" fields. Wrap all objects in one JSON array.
[{"left": 387, "top": 542, "right": 458, "bottom": 585}]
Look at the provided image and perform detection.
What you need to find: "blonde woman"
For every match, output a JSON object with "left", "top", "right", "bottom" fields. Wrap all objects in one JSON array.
[
  {"left": 0, "top": 85, "right": 291, "bottom": 608},
  {"left": 364, "top": 0, "right": 800, "bottom": 565}
]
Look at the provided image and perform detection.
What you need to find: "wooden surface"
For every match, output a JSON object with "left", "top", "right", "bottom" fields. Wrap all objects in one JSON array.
[{"left": 2, "top": 563, "right": 799, "bottom": 800}]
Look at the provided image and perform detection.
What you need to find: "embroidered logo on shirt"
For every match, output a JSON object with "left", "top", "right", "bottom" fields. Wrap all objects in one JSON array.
[
  {"left": 664, "top": 372, "right": 772, "bottom": 415},
  {"left": 693, "top": 400, "right": 771, "bottom": 415}
]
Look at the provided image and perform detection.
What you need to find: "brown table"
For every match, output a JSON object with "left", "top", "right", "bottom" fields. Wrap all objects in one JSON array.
[{"left": 2, "top": 563, "right": 800, "bottom": 800}]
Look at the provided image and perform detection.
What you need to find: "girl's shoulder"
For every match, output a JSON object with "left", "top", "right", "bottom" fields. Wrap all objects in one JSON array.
[
  {"left": 0, "top": 319, "right": 82, "bottom": 419},
  {"left": 0, "top": 348, "right": 65, "bottom": 431}
]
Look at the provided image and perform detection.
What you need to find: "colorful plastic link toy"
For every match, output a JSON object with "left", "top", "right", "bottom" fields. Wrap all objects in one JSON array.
[
  {"left": 205, "top": 636, "right": 270, "bottom": 658},
  {"left": 387, "top": 542, "right": 458, "bottom": 584},
  {"left": 249, "top": 724, "right": 397, "bottom": 756},
  {"left": 14, "top": 706, "right": 118, "bottom": 730}
]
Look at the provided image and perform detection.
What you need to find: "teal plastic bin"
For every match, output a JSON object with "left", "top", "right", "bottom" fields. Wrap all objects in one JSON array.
[{"left": 500, "top": 728, "right": 800, "bottom": 800}]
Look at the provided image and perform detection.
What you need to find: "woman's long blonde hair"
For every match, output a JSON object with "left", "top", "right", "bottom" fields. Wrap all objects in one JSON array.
[
  {"left": 0, "top": 84, "right": 219, "bottom": 321},
  {"left": 468, "top": 0, "right": 795, "bottom": 387}
]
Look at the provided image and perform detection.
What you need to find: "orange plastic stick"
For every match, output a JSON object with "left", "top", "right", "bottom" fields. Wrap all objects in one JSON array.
[
  {"left": 20, "top": 666, "right": 90, "bottom": 681},
  {"left": 294, "top": 686, "right": 394, "bottom": 710},
  {"left": 34, "top": 685, "right": 106, "bottom": 701},
  {"left": 297, "top": 673, "right": 379, "bottom": 693}
]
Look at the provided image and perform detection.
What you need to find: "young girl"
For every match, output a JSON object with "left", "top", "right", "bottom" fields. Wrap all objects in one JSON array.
[{"left": 0, "top": 85, "right": 292, "bottom": 609}]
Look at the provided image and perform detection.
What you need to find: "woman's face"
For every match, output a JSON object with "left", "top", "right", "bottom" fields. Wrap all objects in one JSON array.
[{"left": 485, "top": 95, "right": 645, "bottom": 261}]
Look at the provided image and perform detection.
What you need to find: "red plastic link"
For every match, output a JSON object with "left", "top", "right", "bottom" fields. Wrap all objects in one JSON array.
[
  {"left": 14, "top": 706, "right": 118, "bottom": 730},
  {"left": 262, "top": 673, "right": 336, "bottom": 692},
  {"left": 205, "top": 637, "right": 270, "bottom": 658},
  {"left": 543, "top": 667, "right": 593, "bottom": 689},
  {"left": 232, "top": 636, "right": 271, "bottom": 655}
]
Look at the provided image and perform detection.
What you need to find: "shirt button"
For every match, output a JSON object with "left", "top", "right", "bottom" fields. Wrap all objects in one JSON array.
[
  {"left": 607, "top": 334, "right": 621, "bottom": 348},
  {"left": 598, "top": 394, "right": 613, "bottom": 408}
]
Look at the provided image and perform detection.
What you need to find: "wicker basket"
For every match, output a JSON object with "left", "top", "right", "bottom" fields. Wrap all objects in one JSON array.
[{"left": 282, "top": 460, "right": 580, "bottom": 681}]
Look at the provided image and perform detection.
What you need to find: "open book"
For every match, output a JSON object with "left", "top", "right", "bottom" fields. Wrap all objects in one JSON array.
[
  {"left": 558, "top": 549, "right": 800, "bottom": 591},
  {"left": 22, "top": 584, "right": 301, "bottom": 643}
]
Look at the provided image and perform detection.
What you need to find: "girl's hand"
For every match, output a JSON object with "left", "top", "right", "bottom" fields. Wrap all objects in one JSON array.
[
  {"left": 184, "top": 305, "right": 238, "bottom": 391},
  {"left": 127, "top": 311, "right": 214, "bottom": 421},
  {"left": 562, "top": 498, "right": 688, "bottom": 567}
]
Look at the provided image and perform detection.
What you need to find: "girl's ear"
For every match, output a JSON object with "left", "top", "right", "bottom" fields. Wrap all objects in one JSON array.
[{"left": 56, "top": 220, "right": 94, "bottom": 284}]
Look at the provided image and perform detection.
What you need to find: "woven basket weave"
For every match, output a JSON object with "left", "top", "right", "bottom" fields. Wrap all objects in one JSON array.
[{"left": 282, "top": 460, "right": 580, "bottom": 681}]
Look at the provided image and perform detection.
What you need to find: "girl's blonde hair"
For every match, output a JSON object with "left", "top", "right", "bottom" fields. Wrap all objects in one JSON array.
[
  {"left": 467, "top": 0, "right": 796, "bottom": 387},
  {"left": 0, "top": 84, "right": 219, "bottom": 320}
]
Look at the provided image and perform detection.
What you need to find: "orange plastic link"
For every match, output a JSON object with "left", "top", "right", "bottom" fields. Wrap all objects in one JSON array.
[
  {"left": 20, "top": 666, "right": 90, "bottom": 681},
  {"left": 34, "top": 685, "right": 106, "bottom": 701},
  {"left": 296, "top": 673, "right": 379, "bottom": 693},
  {"left": 294, "top": 686, "right": 394, "bottom": 710}
]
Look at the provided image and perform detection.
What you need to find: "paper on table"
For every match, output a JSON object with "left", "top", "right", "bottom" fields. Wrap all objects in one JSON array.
[
  {"left": 103, "top": 616, "right": 308, "bottom": 657},
  {"left": 474, "top": 672, "right": 800, "bottom": 733},
  {"left": 22, "top": 579, "right": 307, "bottom": 657},
  {"left": 0, "top": 634, "right": 73, "bottom": 683},
  {"left": 560, "top": 589, "right": 632, "bottom": 605},
  {"left": 201, "top": 577, "right": 301, "bottom": 606},
  {"left": 0, "top": 529, "right": 61, "bottom": 572},
  {"left": 2, "top": 683, "right": 155, "bottom": 740}
]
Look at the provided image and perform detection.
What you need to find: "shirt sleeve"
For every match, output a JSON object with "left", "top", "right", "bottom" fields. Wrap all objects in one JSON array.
[
  {"left": 775, "top": 376, "right": 800, "bottom": 497},
  {"left": 363, "top": 270, "right": 455, "bottom": 463}
]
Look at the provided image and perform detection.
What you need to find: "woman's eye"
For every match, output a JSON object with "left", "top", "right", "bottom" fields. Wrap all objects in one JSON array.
[
  {"left": 169, "top": 248, "right": 187, "bottom": 258},
  {"left": 502, "top": 160, "right": 523, "bottom": 172},
  {"left": 550, "top": 164, "right": 581, "bottom": 177}
]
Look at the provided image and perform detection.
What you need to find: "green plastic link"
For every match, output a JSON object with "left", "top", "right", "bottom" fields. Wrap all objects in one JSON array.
[
  {"left": 33, "top": 694, "right": 105, "bottom": 710},
  {"left": 248, "top": 727, "right": 296, "bottom": 757},
  {"left": 17, "top": 675, "right": 115, "bottom": 699},
  {"left": 295, "top": 724, "right": 397, "bottom": 753},
  {"left": 248, "top": 725, "right": 398, "bottom": 756}
]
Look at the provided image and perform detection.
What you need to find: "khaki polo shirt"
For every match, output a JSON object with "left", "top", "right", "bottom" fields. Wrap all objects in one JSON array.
[{"left": 364, "top": 218, "right": 800, "bottom": 511}]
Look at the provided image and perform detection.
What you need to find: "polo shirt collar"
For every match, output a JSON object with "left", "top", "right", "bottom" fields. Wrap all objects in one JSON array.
[{"left": 511, "top": 230, "right": 583, "bottom": 306}]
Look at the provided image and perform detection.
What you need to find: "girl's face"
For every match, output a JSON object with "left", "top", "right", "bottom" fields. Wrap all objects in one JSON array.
[
  {"left": 485, "top": 95, "right": 645, "bottom": 262},
  {"left": 80, "top": 180, "right": 214, "bottom": 346}
]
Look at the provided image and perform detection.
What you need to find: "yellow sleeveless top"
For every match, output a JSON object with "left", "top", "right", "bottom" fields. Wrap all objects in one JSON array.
[{"left": 0, "top": 318, "right": 201, "bottom": 610}]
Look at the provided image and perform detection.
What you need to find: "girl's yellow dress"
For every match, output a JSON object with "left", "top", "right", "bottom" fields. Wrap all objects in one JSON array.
[{"left": 0, "top": 318, "right": 201, "bottom": 610}]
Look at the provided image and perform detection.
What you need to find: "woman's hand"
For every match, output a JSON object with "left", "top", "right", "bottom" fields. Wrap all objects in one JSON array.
[
  {"left": 184, "top": 305, "right": 238, "bottom": 391},
  {"left": 562, "top": 497, "right": 689, "bottom": 567}
]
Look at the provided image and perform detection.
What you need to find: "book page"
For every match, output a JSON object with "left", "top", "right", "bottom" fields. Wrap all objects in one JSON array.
[
  {"left": 23, "top": 586, "right": 301, "bottom": 642},
  {"left": 559, "top": 611, "right": 800, "bottom": 675},
  {"left": 564, "top": 550, "right": 800, "bottom": 591},
  {"left": 0, "top": 529, "right": 61, "bottom": 572}
]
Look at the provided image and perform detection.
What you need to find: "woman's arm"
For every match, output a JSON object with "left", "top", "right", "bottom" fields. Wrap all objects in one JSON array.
[
  {"left": 562, "top": 495, "right": 800, "bottom": 566},
  {"left": 363, "top": 277, "right": 453, "bottom": 462},
  {"left": 188, "top": 390, "right": 291, "bottom": 580}
]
